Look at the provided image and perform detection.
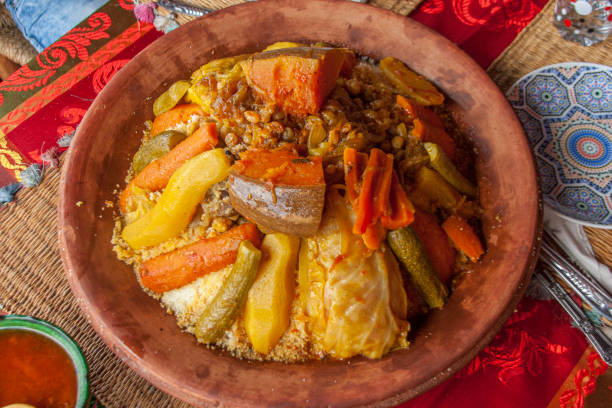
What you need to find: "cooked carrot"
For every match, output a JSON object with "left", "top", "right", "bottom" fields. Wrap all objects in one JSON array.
[
  {"left": 396, "top": 95, "right": 443, "bottom": 128},
  {"left": 441, "top": 215, "right": 484, "bottom": 263},
  {"left": 140, "top": 223, "right": 262, "bottom": 293},
  {"left": 411, "top": 119, "right": 456, "bottom": 161},
  {"left": 362, "top": 221, "right": 386, "bottom": 250},
  {"left": 119, "top": 180, "right": 136, "bottom": 213},
  {"left": 372, "top": 152, "right": 394, "bottom": 219},
  {"left": 411, "top": 210, "right": 456, "bottom": 283},
  {"left": 343, "top": 147, "right": 368, "bottom": 205},
  {"left": 380, "top": 171, "right": 415, "bottom": 230},
  {"left": 133, "top": 122, "right": 218, "bottom": 192},
  {"left": 352, "top": 149, "right": 385, "bottom": 235},
  {"left": 151, "top": 103, "right": 204, "bottom": 136}
]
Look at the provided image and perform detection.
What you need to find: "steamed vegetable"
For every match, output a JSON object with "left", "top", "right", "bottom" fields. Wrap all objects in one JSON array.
[
  {"left": 121, "top": 148, "right": 230, "bottom": 249},
  {"left": 299, "top": 189, "right": 409, "bottom": 359},
  {"left": 442, "top": 215, "right": 484, "bottom": 263},
  {"left": 153, "top": 80, "right": 191, "bottom": 116},
  {"left": 411, "top": 210, "right": 456, "bottom": 284},
  {"left": 380, "top": 172, "right": 415, "bottom": 230},
  {"left": 387, "top": 227, "right": 448, "bottom": 309},
  {"left": 133, "top": 122, "right": 218, "bottom": 192},
  {"left": 396, "top": 95, "right": 444, "bottom": 127},
  {"left": 410, "top": 166, "right": 478, "bottom": 218},
  {"left": 244, "top": 233, "right": 300, "bottom": 354},
  {"left": 195, "top": 240, "right": 262, "bottom": 343},
  {"left": 343, "top": 147, "right": 415, "bottom": 249},
  {"left": 187, "top": 55, "right": 249, "bottom": 113},
  {"left": 119, "top": 123, "right": 218, "bottom": 214},
  {"left": 131, "top": 130, "right": 187, "bottom": 174},
  {"left": 424, "top": 142, "right": 477, "bottom": 197},
  {"left": 151, "top": 103, "right": 204, "bottom": 136},
  {"left": 228, "top": 148, "right": 325, "bottom": 237},
  {"left": 380, "top": 57, "right": 444, "bottom": 106},
  {"left": 411, "top": 119, "right": 456, "bottom": 161},
  {"left": 140, "top": 223, "right": 262, "bottom": 293},
  {"left": 241, "top": 47, "right": 355, "bottom": 115}
]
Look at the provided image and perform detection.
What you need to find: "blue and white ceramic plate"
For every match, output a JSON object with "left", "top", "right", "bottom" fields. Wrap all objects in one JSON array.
[{"left": 507, "top": 62, "right": 612, "bottom": 228}]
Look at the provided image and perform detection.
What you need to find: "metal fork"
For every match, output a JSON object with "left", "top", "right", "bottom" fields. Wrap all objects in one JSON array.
[
  {"left": 157, "top": 0, "right": 213, "bottom": 17},
  {"left": 534, "top": 266, "right": 612, "bottom": 365}
]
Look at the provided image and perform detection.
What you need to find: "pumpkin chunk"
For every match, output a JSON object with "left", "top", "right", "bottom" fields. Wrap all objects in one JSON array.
[
  {"left": 241, "top": 47, "right": 355, "bottom": 115},
  {"left": 229, "top": 148, "right": 326, "bottom": 237}
]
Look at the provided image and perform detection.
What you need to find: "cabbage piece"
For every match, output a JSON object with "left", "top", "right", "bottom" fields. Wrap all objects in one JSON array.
[{"left": 299, "top": 189, "right": 409, "bottom": 359}]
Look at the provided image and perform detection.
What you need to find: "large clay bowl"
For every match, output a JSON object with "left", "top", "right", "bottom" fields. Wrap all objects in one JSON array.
[{"left": 58, "top": 0, "right": 541, "bottom": 406}]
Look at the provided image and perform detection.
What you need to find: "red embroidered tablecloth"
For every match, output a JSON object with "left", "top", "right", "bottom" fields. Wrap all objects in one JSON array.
[{"left": 0, "top": 1, "right": 609, "bottom": 407}]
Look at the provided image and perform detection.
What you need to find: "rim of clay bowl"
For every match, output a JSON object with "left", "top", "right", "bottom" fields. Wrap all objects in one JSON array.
[{"left": 58, "top": 0, "right": 542, "bottom": 406}]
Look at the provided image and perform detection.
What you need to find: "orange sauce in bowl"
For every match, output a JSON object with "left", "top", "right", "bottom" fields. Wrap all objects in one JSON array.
[{"left": 0, "top": 330, "right": 77, "bottom": 408}]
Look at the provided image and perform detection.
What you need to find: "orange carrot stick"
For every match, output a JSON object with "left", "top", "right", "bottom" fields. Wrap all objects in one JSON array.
[
  {"left": 343, "top": 147, "right": 368, "bottom": 205},
  {"left": 372, "top": 152, "right": 394, "bottom": 219},
  {"left": 151, "top": 103, "right": 204, "bottom": 136},
  {"left": 133, "top": 122, "right": 218, "bottom": 192},
  {"left": 140, "top": 223, "right": 262, "bottom": 293},
  {"left": 412, "top": 210, "right": 456, "bottom": 283},
  {"left": 411, "top": 119, "right": 456, "bottom": 161},
  {"left": 352, "top": 149, "right": 385, "bottom": 235},
  {"left": 396, "top": 94, "right": 444, "bottom": 128},
  {"left": 441, "top": 215, "right": 484, "bottom": 263},
  {"left": 380, "top": 171, "right": 415, "bottom": 230},
  {"left": 362, "top": 221, "right": 386, "bottom": 250}
]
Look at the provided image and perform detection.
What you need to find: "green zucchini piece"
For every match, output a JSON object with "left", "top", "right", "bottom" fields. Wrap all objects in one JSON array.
[
  {"left": 387, "top": 228, "right": 448, "bottom": 309},
  {"left": 131, "top": 130, "right": 187, "bottom": 174},
  {"left": 424, "top": 142, "right": 477, "bottom": 197},
  {"left": 195, "top": 240, "right": 262, "bottom": 343}
]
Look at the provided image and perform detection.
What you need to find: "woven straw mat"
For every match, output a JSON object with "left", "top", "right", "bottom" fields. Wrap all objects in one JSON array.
[{"left": 0, "top": 1, "right": 425, "bottom": 408}]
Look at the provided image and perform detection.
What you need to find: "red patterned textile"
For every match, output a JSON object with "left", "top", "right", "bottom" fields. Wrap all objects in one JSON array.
[{"left": 411, "top": 0, "right": 549, "bottom": 67}]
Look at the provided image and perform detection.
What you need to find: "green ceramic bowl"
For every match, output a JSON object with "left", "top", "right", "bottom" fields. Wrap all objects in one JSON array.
[{"left": 0, "top": 315, "right": 90, "bottom": 408}]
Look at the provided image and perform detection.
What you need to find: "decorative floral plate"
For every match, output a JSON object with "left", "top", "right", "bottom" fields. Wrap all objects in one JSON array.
[{"left": 507, "top": 63, "right": 612, "bottom": 228}]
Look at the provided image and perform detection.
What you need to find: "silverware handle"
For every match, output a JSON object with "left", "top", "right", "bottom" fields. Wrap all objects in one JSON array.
[
  {"left": 535, "top": 269, "right": 612, "bottom": 365},
  {"left": 540, "top": 231, "right": 612, "bottom": 321},
  {"left": 157, "top": 0, "right": 213, "bottom": 17}
]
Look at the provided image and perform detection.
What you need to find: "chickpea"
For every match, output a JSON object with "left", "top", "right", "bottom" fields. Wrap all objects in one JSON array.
[
  {"left": 391, "top": 136, "right": 405, "bottom": 150},
  {"left": 244, "top": 110, "right": 261, "bottom": 123},
  {"left": 224, "top": 132, "right": 238, "bottom": 147},
  {"left": 346, "top": 78, "right": 362, "bottom": 95}
]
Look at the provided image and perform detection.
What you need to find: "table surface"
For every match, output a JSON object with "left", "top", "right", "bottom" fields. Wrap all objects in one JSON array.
[{"left": 0, "top": 1, "right": 610, "bottom": 407}]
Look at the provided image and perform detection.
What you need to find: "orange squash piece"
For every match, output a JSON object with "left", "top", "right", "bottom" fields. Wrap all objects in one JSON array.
[
  {"left": 229, "top": 147, "right": 326, "bottom": 237},
  {"left": 241, "top": 47, "right": 354, "bottom": 115}
]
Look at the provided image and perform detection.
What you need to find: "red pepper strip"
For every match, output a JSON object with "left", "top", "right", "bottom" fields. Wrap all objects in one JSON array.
[
  {"left": 343, "top": 147, "right": 369, "bottom": 206},
  {"left": 396, "top": 94, "right": 444, "bottom": 129},
  {"left": 411, "top": 119, "right": 456, "bottom": 161},
  {"left": 380, "top": 171, "right": 415, "bottom": 230},
  {"left": 372, "top": 151, "right": 394, "bottom": 219},
  {"left": 352, "top": 149, "right": 385, "bottom": 235},
  {"left": 362, "top": 221, "right": 386, "bottom": 250}
]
